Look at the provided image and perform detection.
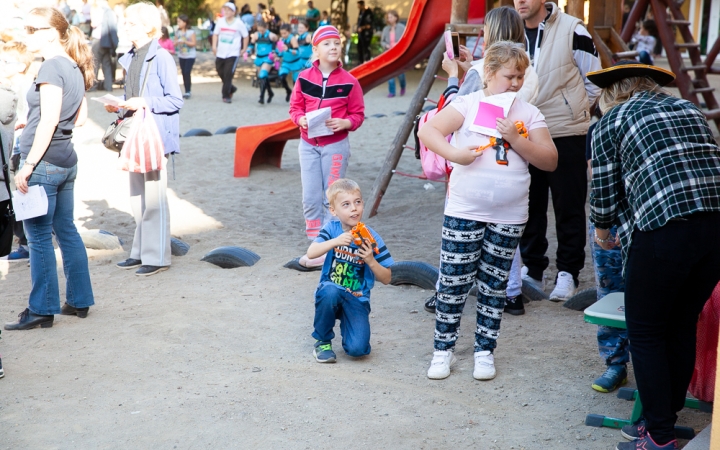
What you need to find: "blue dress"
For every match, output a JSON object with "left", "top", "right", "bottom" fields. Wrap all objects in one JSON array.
[
  {"left": 253, "top": 30, "right": 275, "bottom": 66},
  {"left": 278, "top": 35, "right": 303, "bottom": 79},
  {"left": 297, "top": 32, "right": 313, "bottom": 68}
]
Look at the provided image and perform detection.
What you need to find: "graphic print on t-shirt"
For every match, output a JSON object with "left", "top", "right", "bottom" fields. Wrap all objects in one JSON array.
[
  {"left": 218, "top": 27, "right": 237, "bottom": 44},
  {"left": 329, "top": 245, "right": 365, "bottom": 294}
]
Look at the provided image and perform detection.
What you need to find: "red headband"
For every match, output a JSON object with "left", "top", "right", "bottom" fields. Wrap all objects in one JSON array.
[{"left": 312, "top": 25, "right": 341, "bottom": 46}]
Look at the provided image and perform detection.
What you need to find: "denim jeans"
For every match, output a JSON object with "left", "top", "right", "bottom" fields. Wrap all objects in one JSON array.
[
  {"left": 637, "top": 50, "right": 653, "bottom": 65},
  {"left": 21, "top": 160, "right": 94, "bottom": 315},
  {"left": 388, "top": 73, "right": 406, "bottom": 95},
  {"left": 178, "top": 57, "right": 195, "bottom": 94},
  {"left": 588, "top": 223, "right": 629, "bottom": 366},
  {"left": 312, "top": 282, "right": 371, "bottom": 357}
]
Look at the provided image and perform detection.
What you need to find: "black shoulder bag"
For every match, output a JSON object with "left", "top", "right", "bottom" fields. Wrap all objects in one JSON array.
[{"left": 101, "top": 58, "right": 154, "bottom": 152}]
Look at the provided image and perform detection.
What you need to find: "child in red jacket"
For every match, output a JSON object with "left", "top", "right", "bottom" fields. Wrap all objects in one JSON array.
[{"left": 289, "top": 25, "right": 365, "bottom": 269}]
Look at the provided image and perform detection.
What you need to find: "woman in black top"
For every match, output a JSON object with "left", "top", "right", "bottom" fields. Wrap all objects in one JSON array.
[
  {"left": 5, "top": 7, "right": 95, "bottom": 331},
  {"left": 588, "top": 63, "right": 720, "bottom": 450}
]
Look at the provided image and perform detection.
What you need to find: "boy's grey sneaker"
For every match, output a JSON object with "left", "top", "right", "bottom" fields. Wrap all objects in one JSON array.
[
  {"left": 313, "top": 341, "right": 336, "bottom": 363},
  {"left": 621, "top": 420, "right": 646, "bottom": 441},
  {"left": 591, "top": 364, "right": 628, "bottom": 393}
]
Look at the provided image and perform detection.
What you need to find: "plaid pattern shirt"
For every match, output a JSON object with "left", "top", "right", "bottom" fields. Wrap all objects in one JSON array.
[{"left": 590, "top": 91, "right": 720, "bottom": 265}]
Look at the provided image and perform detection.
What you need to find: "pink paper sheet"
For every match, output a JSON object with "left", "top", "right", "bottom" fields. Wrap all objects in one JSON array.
[{"left": 473, "top": 102, "right": 505, "bottom": 129}]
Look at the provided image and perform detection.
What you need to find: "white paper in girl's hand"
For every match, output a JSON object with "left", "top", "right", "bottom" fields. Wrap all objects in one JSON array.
[
  {"left": 469, "top": 92, "right": 517, "bottom": 138},
  {"left": 12, "top": 185, "right": 48, "bottom": 221},
  {"left": 307, "top": 107, "right": 334, "bottom": 138}
]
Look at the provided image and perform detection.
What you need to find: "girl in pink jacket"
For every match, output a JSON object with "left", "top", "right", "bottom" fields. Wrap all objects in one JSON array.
[{"left": 289, "top": 25, "right": 365, "bottom": 269}]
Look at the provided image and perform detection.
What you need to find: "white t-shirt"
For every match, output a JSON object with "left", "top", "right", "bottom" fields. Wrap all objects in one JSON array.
[
  {"left": 445, "top": 91, "right": 547, "bottom": 224},
  {"left": 214, "top": 17, "right": 249, "bottom": 59}
]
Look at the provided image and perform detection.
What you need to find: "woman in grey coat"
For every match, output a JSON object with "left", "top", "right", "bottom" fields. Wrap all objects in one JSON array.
[{"left": 380, "top": 10, "right": 405, "bottom": 97}]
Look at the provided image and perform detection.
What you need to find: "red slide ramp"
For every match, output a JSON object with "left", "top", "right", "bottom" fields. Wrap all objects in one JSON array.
[{"left": 233, "top": 0, "right": 452, "bottom": 177}]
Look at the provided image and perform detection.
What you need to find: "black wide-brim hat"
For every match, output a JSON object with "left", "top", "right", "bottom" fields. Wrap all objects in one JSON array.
[{"left": 587, "top": 60, "right": 676, "bottom": 89}]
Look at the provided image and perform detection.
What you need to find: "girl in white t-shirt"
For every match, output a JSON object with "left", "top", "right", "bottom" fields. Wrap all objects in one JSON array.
[{"left": 418, "top": 41, "right": 557, "bottom": 381}]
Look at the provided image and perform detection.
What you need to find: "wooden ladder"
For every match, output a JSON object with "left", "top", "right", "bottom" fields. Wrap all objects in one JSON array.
[{"left": 624, "top": 0, "right": 720, "bottom": 128}]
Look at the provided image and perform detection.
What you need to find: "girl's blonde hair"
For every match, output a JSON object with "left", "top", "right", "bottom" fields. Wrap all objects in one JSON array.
[
  {"left": 598, "top": 76, "right": 667, "bottom": 113},
  {"left": 29, "top": 7, "right": 95, "bottom": 90},
  {"left": 484, "top": 6, "right": 525, "bottom": 47},
  {"left": 125, "top": 2, "right": 162, "bottom": 39},
  {"left": 483, "top": 41, "right": 530, "bottom": 85}
]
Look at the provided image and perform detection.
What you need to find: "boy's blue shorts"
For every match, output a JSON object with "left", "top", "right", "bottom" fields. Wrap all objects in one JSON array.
[{"left": 254, "top": 55, "right": 274, "bottom": 67}]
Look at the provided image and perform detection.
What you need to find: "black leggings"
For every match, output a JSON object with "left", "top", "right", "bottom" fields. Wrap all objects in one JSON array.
[
  {"left": 178, "top": 57, "right": 195, "bottom": 94},
  {"left": 624, "top": 212, "right": 720, "bottom": 444}
]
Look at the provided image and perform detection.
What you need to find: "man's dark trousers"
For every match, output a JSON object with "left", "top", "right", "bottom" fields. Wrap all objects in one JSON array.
[{"left": 520, "top": 135, "right": 588, "bottom": 283}]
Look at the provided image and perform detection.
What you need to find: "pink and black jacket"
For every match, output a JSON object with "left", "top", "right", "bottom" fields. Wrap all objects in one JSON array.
[{"left": 289, "top": 60, "right": 365, "bottom": 146}]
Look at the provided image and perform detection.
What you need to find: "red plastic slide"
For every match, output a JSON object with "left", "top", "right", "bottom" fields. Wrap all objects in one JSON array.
[{"left": 233, "top": 0, "right": 453, "bottom": 177}]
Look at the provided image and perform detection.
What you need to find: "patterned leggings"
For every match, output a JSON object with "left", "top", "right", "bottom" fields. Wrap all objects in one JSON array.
[{"left": 434, "top": 216, "right": 525, "bottom": 353}]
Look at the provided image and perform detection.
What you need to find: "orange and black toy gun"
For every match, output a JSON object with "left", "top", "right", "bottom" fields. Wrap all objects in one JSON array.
[
  {"left": 475, "top": 121, "right": 529, "bottom": 165},
  {"left": 351, "top": 222, "right": 379, "bottom": 254}
]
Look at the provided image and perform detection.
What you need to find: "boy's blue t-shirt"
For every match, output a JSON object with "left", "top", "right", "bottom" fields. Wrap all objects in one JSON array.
[{"left": 315, "top": 221, "right": 394, "bottom": 301}]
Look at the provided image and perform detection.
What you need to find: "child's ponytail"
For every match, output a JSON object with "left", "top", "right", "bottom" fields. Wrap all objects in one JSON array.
[{"left": 62, "top": 26, "right": 95, "bottom": 90}]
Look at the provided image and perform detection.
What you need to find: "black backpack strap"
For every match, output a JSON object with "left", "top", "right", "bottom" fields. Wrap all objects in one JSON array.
[{"left": 413, "top": 114, "right": 421, "bottom": 160}]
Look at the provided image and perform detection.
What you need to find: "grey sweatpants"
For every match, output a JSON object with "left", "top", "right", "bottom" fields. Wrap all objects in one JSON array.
[
  {"left": 129, "top": 168, "right": 171, "bottom": 266},
  {"left": 298, "top": 137, "right": 351, "bottom": 239}
]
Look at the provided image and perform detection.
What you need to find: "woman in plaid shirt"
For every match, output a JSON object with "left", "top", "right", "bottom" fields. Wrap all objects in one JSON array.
[{"left": 588, "top": 62, "right": 720, "bottom": 450}]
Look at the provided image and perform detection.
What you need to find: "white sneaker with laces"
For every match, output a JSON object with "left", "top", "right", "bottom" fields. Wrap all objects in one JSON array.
[
  {"left": 473, "top": 350, "right": 496, "bottom": 380},
  {"left": 520, "top": 266, "right": 548, "bottom": 300},
  {"left": 549, "top": 271, "right": 576, "bottom": 302},
  {"left": 427, "top": 350, "right": 456, "bottom": 380}
]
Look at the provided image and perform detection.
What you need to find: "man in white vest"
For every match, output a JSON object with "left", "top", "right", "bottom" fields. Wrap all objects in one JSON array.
[{"left": 514, "top": 0, "right": 602, "bottom": 301}]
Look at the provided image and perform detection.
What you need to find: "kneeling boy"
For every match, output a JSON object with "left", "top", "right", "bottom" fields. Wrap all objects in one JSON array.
[{"left": 307, "top": 179, "right": 393, "bottom": 363}]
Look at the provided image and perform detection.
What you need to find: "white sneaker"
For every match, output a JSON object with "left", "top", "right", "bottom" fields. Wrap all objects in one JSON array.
[
  {"left": 549, "top": 271, "right": 577, "bottom": 302},
  {"left": 427, "top": 350, "right": 456, "bottom": 380},
  {"left": 473, "top": 351, "right": 496, "bottom": 380},
  {"left": 520, "top": 266, "right": 548, "bottom": 301}
]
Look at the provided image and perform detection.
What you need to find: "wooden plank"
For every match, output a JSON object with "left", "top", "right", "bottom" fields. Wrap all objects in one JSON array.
[
  {"left": 567, "top": 0, "right": 584, "bottom": 20},
  {"left": 366, "top": 38, "right": 446, "bottom": 218},
  {"left": 451, "top": 0, "right": 470, "bottom": 24}
]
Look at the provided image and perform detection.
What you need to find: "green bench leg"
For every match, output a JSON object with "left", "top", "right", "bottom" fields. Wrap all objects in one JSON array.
[{"left": 585, "top": 388, "right": 704, "bottom": 439}]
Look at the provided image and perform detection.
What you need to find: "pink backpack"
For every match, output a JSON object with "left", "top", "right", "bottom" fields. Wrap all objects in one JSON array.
[{"left": 413, "top": 86, "right": 458, "bottom": 181}]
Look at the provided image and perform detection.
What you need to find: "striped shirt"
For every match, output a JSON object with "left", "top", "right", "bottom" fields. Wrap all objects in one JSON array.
[{"left": 590, "top": 91, "right": 720, "bottom": 265}]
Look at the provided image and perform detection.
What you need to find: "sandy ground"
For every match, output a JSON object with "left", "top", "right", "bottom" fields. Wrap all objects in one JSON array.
[{"left": 0, "top": 54, "right": 712, "bottom": 449}]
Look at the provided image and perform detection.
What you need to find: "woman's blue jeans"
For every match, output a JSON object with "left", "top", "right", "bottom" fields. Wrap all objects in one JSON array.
[
  {"left": 388, "top": 73, "right": 406, "bottom": 95},
  {"left": 21, "top": 160, "right": 94, "bottom": 315}
]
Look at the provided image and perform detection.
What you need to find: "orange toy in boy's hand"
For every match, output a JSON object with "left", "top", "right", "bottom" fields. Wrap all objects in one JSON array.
[
  {"left": 351, "top": 222, "right": 379, "bottom": 254},
  {"left": 474, "top": 121, "right": 529, "bottom": 165}
]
